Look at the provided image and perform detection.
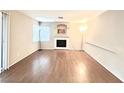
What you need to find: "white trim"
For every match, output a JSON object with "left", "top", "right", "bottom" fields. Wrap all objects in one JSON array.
[
  {"left": 9, "top": 60, "right": 17, "bottom": 68},
  {"left": 9, "top": 49, "right": 38, "bottom": 68},
  {"left": 7, "top": 12, "right": 10, "bottom": 69}
]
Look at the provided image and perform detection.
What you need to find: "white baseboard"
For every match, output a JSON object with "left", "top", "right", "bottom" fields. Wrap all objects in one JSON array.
[
  {"left": 9, "top": 49, "right": 38, "bottom": 68},
  {"left": 84, "top": 43, "right": 124, "bottom": 82}
]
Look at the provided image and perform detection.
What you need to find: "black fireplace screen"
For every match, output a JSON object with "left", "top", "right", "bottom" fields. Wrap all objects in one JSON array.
[{"left": 56, "top": 40, "right": 66, "bottom": 47}]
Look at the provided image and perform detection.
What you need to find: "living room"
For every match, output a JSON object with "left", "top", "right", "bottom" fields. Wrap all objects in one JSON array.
[
  {"left": 0, "top": 10, "right": 124, "bottom": 83},
  {"left": 1, "top": 0, "right": 124, "bottom": 93}
]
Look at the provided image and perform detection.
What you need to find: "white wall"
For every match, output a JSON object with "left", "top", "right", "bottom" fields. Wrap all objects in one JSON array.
[
  {"left": 40, "top": 22, "right": 83, "bottom": 50},
  {"left": 68, "top": 22, "right": 83, "bottom": 50},
  {"left": 9, "top": 11, "right": 39, "bottom": 66},
  {"left": 84, "top": 10, "right": 124, "bottom": 81},
  {"left": 9, "top": 12, "right": 83, "bottom": 66}
]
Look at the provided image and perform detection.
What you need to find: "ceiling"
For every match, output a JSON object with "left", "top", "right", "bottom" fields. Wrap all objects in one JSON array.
[{"left": 19, "top": 10, "right": 106, "bottom": 23}]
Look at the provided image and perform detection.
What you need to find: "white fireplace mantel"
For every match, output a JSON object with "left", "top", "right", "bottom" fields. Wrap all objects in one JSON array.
[{"left": 54, "top": 37, "right": 69, "bottom": 49}]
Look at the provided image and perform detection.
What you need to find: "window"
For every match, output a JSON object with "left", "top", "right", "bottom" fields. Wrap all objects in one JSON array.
[
  {"left": 32, "top": 24, "right": 39, "bottom": 42},
  {"left": 32, "top": 25, "right": 50, "bottom": 42},
  {"left": 40, "top": 26, "right": 50, "bottom": 41}
]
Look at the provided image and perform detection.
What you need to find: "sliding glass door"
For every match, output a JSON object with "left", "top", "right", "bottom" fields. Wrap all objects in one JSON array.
[
  {"left": 0, "top": 12, "right": 8, "bottom": 73},
  {"left": 2, "top": 12, "right": 8, "bottom": 71}
]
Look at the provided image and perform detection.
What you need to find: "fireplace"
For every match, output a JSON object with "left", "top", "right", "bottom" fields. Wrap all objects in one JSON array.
[
  {"left": 54, "top": 37, "right": 69, "bottom": 49},
  {"left": 56, "top": 40, "right": 66, "bottom": 47}
]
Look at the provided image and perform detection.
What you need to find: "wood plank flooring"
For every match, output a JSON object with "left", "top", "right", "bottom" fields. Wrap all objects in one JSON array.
[{"left": 0, "top": 50, "right": 122, "bottom": 83}]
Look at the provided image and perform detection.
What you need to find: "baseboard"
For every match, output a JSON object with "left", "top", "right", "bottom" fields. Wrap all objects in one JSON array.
[
  {"left": 9, "top": 49, "right": 39, "bottom": 68},
  {"left": 41, "top": 48, "right": 82, "bottom": 52},
  {"left": 38, "top": 49, "right": 42, "bottom": 51},
  {"left": 83, "top": 50, "right": 123, "bottom": 82},
  {"left": 8, "top": 49, "right": 84, "bottom": 68},
  {"left": 40, "top": 48, "right": 54, "bottom": 50}
]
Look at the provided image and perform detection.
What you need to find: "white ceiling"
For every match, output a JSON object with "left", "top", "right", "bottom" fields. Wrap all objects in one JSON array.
[{"left": 19, "top": 10, "right": 106, "bottom": 23}]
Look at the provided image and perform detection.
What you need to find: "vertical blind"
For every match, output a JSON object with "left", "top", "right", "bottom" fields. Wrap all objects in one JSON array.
[
  {"left": 0, "top": 12, "right": 8, "bottom": 73},
  {"left": 40, "top": 26, "right": 50, "bottom": 42},
  {"left": 32, "top": 25, "right": 50, "bottom": 42}
]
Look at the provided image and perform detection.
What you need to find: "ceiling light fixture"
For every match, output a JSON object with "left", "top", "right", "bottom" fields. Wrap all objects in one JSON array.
[{"left": 58, "top": 16, "right": 63, "bottom": 19}]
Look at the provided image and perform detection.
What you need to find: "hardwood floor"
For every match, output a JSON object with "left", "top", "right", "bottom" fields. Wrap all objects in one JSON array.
[{"left": 0, "top": 50, "right": 122, "bottom": 83}]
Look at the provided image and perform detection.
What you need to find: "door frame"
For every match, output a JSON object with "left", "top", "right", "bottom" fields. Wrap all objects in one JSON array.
[{"left": 0, "top": 11, "right": 10, "bottom": 73}]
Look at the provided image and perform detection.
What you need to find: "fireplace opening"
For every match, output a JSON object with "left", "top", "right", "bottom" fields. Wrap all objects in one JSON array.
[{"left": 56, "top": 40, "right": 66, "bottom": 47}]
